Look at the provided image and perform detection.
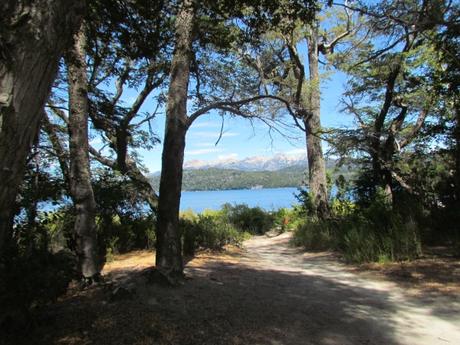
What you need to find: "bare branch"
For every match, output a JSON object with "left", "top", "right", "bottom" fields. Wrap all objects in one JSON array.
[
  {"left": 47, "top": 102, "right": 69, "bottom": 125},
  {"left": 112, "top": 59, "right": 132, "bottom": 106},
  {"left": 187, "top": 94, "right": 295, "bottom": 128},
  {"left": 215, "top": 115, "right": 225, "bottom": 146}
]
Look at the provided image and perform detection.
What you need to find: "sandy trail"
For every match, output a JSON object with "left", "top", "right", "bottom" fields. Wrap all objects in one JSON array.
[
  {"left": 238, "top": 233, "right": 460, "bottom": 345},
  {"left": 9, "top": 232, "right": 459, "bottom": 345}
]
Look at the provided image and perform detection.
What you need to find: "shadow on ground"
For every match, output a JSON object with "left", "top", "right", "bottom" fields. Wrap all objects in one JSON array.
[
  {"left": 3, "top": 234, "right": 459, "bottom": 345},
  {"left": 3, "top": 260, "right": 402, "bottom": 345}
]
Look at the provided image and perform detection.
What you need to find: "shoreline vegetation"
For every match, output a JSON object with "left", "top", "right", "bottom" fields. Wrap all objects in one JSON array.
[{"left": 150, "top": 164, "right": 355, "bottom": 192}]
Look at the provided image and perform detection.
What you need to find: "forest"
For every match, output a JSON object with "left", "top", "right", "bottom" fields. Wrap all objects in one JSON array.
[{"left": 0, "top": 0, "right": 459, "bottom": 344}]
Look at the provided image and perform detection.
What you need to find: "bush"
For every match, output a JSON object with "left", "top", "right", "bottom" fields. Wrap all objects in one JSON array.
[
  {"left": 292, "top": 195, "right": 423, "bottom": 263},
  {"left": 292, "top": 218, "right": 337, "bottom": 251},
  {"left": 272, "top": 208, "right": 296, "bottom": 233},
  {"left": 221, "top": 203, "right": 274, "bottom": 235},
  {"left": 181, "top": 211, "right": 244, "bottom": 255},
  {"left": 0, "top": 244, "right": 77, "bottom": 329}
]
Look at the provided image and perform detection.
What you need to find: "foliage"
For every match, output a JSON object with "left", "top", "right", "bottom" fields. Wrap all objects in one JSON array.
[
  {"left": 181, "top": 210, "right": 245, "bottom": 256},
  {"left": 150, "top": 161, "right": 355, "bottom": 192},
  {"left": 221, "top": 203, "right": 274, "bottom": 235},
  {"left": 0, "top": 248, "right": 77, "bottom": 317},
  {"left": 0, "top": 222, "right": 77, "bottom": 328},
  {"left": 272, "top": 207, "right": 296, "bottom": 233},
  {"left": 91, "top": 169, "right": 156, "bottom": 256},
  {"left": 181, "top": 203, "right": 280, "bottom": 255},
  {"left": 292, "top": 190, "right": 424, "bottom": 263}
]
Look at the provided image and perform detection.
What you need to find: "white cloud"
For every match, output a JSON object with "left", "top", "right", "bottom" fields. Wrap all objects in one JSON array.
[
  {"left": 217, "top": 153, "right": 238, "bottom": 161},
  {"left": 186, "top": 148, "right": 223, "bottom": 156}
]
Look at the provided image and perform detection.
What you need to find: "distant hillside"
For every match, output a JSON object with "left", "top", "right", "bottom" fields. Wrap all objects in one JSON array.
[
  {"left": 150, "top": 165, "right": 356, "bottom": 191},
  {"left": 150, "top": 166, "right": 307, "bottom": 191}
]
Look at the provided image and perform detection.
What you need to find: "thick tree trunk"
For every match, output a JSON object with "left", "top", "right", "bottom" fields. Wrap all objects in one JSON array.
[
  {"left": 306, "top": 26, "right": 329, "bottom": 218},
  {"left": 66, "top": 24, "right": 100, "bottom": 280},
  {"left": 0, "top": 0, "right": 84, "bottom": 254},
  {"left": 156, "top": 0, "right": 195, "bottom": 280},
  {"left": 372, "top": 144, "right": 394, "bottom": 204}
]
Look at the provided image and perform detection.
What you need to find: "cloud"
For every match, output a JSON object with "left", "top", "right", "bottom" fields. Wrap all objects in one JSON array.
[
  {"left": 217, "top": 153, "right": 238, "bottom": 161},
  {"left": 185, "top": 148, "right": 223, "bottom": 156}
]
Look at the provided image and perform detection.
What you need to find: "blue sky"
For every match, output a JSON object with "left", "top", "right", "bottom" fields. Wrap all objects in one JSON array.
[{"left": 132, "top": 69, "right": 351, "bottom": 173}]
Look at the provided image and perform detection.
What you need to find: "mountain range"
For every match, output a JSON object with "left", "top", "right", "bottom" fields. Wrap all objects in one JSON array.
[
  {"left": 149, "top": 154, "right": 353, "bottom": 191},
  {"left": 184, "top": 153, "right": 308, "bottom": 171}
]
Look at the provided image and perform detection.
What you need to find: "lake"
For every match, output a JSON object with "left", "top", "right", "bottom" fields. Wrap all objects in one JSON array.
[{"left": 180, "top": 187, "right": 300, "bottom": 213}]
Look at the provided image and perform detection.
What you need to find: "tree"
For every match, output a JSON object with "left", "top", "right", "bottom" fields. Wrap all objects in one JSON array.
[
  {"left": 85, "top": 0, "right": 173, "bottom": 212},
  {"left": 0, "top": 0, "right": 85, "bottom": 255},
  {"left": 238, "top": 3, "right": 354, "bottom": 218},
  {"left": 66, "top": 23, "right": 101, "bottom": 280},
  {"left": 156, "top": 0, "right": 196, "bottom": 280},
  {"left": 332, "top": 0, "right": 448, "bottom": 204},
  {"left": 155, "top": 0, "right": 317, "bottom": 280}
]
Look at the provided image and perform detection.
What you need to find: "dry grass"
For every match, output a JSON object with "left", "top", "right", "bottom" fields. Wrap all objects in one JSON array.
[
  {"left": 351, "top": 249, "right": 460, "bottom": 296},
  {"left": 103, "top": 250, "right": 155, "bottom": 274}
]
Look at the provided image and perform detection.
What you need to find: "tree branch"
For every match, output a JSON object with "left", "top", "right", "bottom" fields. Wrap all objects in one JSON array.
[{"left": 186, "top": 94, "right": 295, "bottom": 128}]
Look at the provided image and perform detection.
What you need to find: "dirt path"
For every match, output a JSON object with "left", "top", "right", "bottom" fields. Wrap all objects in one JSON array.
[
  {"left": 241, "top": 233, "right": 460, "bottom": 345},
  {"left": 7, "top": 233, "right": 460, "bottom": 345}
]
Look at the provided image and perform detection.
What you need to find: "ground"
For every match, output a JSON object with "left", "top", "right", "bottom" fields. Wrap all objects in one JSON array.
[{"left": 3, "top": 233, "right": 460, "bottom": 345}]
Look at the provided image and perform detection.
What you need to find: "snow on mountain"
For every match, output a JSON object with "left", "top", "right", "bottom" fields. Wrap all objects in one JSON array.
[{"left": 184, "top": 153, "right": 307, "bottom": 171}]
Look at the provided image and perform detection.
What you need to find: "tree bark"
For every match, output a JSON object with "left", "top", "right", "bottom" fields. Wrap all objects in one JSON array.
[
  {"left": 156, "top": 0, "right": 195, "bottom": 281},
  {"left": 66, "top": 23, "right": 100, "bottom": 280},
  {"left": 306, "top": 25, "right": 329, "bottom": 218},
  {"left": 0, "top": 0, "right": 84, "bottom": 254}
]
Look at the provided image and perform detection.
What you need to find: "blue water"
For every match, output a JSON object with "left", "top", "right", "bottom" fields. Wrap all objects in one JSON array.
[
  {"left": 39, "top": 187, "right": 301, "bottom": 214},
  {"left": 180, "top": 187, "right": 299, "bottom": 213}
]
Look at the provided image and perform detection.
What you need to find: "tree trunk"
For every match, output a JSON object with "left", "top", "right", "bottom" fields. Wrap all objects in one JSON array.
[
  {"left": 66, "top": 23, "right": 100, "bottom": 280},
  {"left": 156, "top": 0, "right": 195, "bottom": 281},
  {"left": 305, "top": 25, "right": 329, "bottom": 218},
  {"left": 0, "top": 0, "right": 84, "bottom": 254}
]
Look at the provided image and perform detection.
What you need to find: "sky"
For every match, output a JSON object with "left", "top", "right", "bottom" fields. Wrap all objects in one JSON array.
[
  {"left": 128, "top": 69, "right": 352, "bottom": 173},
  {"left": 87, "top": 3, "right": 360, "bottom": 174}
]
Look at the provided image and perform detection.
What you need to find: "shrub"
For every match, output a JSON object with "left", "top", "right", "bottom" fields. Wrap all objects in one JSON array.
[
  {"left": 292, "top": 218, "right": 337, "bottom": 251},
  {"left": 292, "top": 195, "right": 423, "bottom": 263},
  {"left": 272, "top": 208, "right": 296, "bottom": 233},
  {"left": 0, "top": 243, "right": 77, "bottom": 329},
  {"left": 221, "top": 203, "right": 274, "bottom": 234},
  {"left": 181, "top": 211, "right": 244, "bottom": 255}
]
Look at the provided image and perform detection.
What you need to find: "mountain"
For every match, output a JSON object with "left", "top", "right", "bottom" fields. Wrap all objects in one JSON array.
[
  {"left": 150, "top": 165, "right": 307, "bottom": 191},
  {"left": 149, "top": 154, "right": 355, "bottom": 191},
  {"left": 184, "top": 153, "right": 307, "bottom": 171}
]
